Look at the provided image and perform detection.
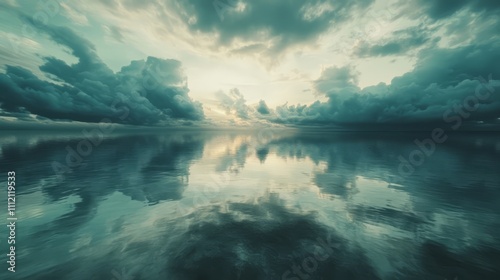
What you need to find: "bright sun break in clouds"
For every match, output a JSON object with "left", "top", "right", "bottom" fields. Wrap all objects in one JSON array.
[{"left": 0, "top": 0, "right": 499, "bottom": 130}]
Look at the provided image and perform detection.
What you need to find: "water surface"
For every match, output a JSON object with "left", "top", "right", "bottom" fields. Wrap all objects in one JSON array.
[{"left": 1, "top": 130, "right": 499, "bottom": 279}]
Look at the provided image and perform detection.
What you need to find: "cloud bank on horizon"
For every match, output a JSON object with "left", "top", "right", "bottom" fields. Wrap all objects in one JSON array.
[
  {"left": 0, "top": 0, "right": 499, "bottom": 129},
  {"left": 0, "top": 15, "right": 204, "bottom": 126}
]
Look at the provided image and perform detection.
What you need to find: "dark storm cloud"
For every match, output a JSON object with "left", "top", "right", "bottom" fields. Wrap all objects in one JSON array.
[
  {"left": 269, "top": 40, "right": 500, "bottom": 128},
  {"left": 171, "top": 0, "right": 374, "bottom": 55},
  {"left": 393, "top": 0, "right": 500, "bottom": 50},
  {"left": 354, "top": 26, "right": 435, "bottom": 57},
  {"left": 264, "top": 0, "right": 500, "bottom": 128},
  {"left": 0, "top": 20, "right": 204, "bottom": 125}
]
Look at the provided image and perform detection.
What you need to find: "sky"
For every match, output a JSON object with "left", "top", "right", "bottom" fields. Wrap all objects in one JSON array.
[{"left": 0, "top": 0, "right": 499, "bottom": 129}]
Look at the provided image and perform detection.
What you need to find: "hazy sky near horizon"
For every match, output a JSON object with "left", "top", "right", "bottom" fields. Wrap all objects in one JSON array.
[{"left": 0, "top": 0, "right": 499, "bottom": 128}]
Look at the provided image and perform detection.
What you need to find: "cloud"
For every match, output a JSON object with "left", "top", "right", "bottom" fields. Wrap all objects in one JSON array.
[
  {"left": 0, "top": 21, "right": 204, "bottom": 126},
  {"left": 212, "top": 89, "right": 286, "bottom": 127},
  {"left": 103, "top": 25, "right": 126, "bottom": 42},
  {"left": 167, "top": 0, "right": 374, "bottom": 59},
  {"left": 256, "top": 100, "right": 270, "bottom": 115},
  {"left": 395, "top": 0, "right": 500, "bottom": 49},
  {"left": 61, "top": 3, "right": 89, "bottom": 26},
  {"left": 314, "top": 66, "right": 360, "bottom": 97},
  {"left": 267, "top": 40, "right": 500, "bottom": 128},
  {"left": 353, "top": 26, "right": 435, "bottom": 57},
  {"left": 406, "top": 0, "right": 500, "bottom": 21},
  {"left": 215, "top": 88, "right": 250, "bottom": 119}
]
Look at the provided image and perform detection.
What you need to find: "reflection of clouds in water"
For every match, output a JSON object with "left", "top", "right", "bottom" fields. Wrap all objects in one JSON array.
[
  {"left": 198, "top": 134, "right": 254, "bottom": 174},
  {"left": 265, "top": 132, "right": 500, "bottom": 277},
  {"left": 164, "top": 202, "right": 378, "bottom": 280},
  {"left": 256, "top": 147, "right": 269, "bottom": 163},
  {"left": 267, "top": 133, "right": 500, "bottom": 213},
  {"left": 27, "top": 194, "right": 380, "bottom": 280},
  {"left": 0, "top": 133, "right": 205, "bottom": 203},
  {"left": 215, "top": 142, "right": 248, "bottom": 173},
  {"left": 0, "top": 132, "right": 206, "bottom": 250},
  {"left": 1, "top": 131, "right": 499, "bottom": 279}
]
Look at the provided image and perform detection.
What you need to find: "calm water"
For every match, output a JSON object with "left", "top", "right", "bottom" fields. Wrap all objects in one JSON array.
[{"left": 1, "top": 130, "right": 499, "bottom": 280}]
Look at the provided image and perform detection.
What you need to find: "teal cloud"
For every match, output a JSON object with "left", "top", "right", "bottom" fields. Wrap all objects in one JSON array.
[{"left": 0, "top": 21, "right": 204, "bottom": 125}]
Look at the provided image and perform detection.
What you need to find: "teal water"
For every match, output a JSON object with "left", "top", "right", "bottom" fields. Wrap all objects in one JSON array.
[{"left": 0, "top": 130, "right": 499, "bottom": 279}]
